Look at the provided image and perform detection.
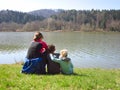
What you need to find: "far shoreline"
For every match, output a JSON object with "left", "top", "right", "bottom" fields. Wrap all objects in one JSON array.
[{"left": 1, "top": 29, "right": 120, "bottom": 33}]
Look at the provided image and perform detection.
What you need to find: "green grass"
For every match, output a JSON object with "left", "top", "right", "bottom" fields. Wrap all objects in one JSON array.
[{"left": 0, "top": 64, "right": 120, "bottom": 90}]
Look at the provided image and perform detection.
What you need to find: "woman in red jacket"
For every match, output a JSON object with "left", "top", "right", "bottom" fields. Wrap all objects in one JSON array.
[
  {"left": 33, "top": 32, "right": 48, "bottom": 53},
  {"left": 21, "top": 32, "right": 48, "bottom": 74}
]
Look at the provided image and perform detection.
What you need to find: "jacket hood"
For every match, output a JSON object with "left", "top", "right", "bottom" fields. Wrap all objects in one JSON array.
[{"left": 62, "top": 57, "right": 71, "bottom": 62}]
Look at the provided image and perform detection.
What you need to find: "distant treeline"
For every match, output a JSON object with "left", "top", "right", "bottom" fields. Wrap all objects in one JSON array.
[{"left": 0, "top": 9, "right": 120, "bottom": 32}]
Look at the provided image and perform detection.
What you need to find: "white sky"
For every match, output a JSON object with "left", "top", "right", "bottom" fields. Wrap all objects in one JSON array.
[{"left": 0, "top": 0, "right": 120, "bottom": 12}]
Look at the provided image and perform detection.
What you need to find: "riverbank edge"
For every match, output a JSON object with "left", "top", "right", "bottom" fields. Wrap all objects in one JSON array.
[{"left": 1, "top": 29, "right": 120, "bottom": 33}]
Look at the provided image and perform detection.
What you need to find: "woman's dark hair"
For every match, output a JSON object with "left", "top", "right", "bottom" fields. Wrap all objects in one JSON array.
[{"left": 33, "top": 32, "right": 43, "bottom": 41}]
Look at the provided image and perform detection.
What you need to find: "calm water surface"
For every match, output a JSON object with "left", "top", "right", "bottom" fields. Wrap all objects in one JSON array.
[{"left": 0, "top": 32, "right": 120, "bottom": 69}]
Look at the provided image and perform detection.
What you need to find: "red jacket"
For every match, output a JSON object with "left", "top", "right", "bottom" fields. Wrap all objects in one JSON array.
[{"left": 34, "top": 39, "right": 48, "bottom": 53}]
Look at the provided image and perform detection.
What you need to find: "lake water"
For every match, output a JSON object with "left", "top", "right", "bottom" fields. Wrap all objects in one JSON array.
[{"left": 0, "top": 32, "right": 120, "bottom": 69}]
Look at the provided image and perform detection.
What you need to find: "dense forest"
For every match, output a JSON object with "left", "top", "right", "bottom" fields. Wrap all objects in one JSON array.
[{"left": 0, "top": 9, "right": 120, "bottom": 32}]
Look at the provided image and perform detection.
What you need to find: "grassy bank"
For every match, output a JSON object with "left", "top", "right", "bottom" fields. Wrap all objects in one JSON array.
[{"left": 0, "top": 64, "right": 120, "bottom": 90}]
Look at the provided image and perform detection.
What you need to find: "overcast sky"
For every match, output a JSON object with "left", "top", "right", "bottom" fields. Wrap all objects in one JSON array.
[{"left": 0, "top": 0, "right": 120, "bottom": 12}]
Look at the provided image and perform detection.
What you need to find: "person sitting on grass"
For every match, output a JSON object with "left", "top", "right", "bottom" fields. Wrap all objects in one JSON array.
[
  {"left": 50, "top": 48, "right": 74, "bottom": 75},
  {"left": 47, "top": 44, "right": 60, "bottom": 74},
  {"left": 21, "top": 32, "right": 47, "bottom": 74}
]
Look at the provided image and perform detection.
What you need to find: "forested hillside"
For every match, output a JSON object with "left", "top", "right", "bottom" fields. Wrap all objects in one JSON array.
[
  {"left": 50, "top": 9, "right": 120, "bottom": 31},
  {"left": 0, "top": 9, "right": 120, "bottom": 32},
  {"left": 0, "top": 10, "right": 45, "bottom": 24},
  {"left": 28, "top": 9, "right": 63, "bottom": 18}
]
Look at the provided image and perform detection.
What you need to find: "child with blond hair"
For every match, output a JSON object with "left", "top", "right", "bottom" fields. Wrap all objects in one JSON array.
[{"left": 50, "top": 49, "right": 73, "bottom": 74}]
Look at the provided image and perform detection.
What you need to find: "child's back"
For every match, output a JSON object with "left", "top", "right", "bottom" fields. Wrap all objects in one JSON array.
[{"left": 56, "top": 57, "right": 73, "bottom": 74}]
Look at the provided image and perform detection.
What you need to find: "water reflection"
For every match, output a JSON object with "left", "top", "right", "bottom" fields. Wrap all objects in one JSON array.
[{"left": 0, "top": 32, "right": 120, "bottom": 69}]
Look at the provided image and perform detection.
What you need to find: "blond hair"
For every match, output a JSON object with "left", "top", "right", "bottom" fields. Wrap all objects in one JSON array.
[
  {"left": 60, "top": 49, "right": 68, "bottom": 58},
  {"left": 33, "top": 32, "right": 43, "bottom": 41}
]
